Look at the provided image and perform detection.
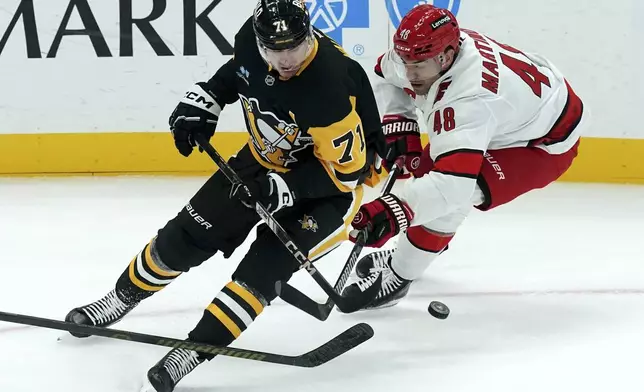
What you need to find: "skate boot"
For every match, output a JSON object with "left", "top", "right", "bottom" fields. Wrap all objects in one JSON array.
[
  {"left": 343, "top": 250, "right": 412, "bottom": 310},
  {"left": 145, "top": 348, "right": 204, "bottom": 392},
  {"left": 65, "top": 288, "right": 139, "bottom": 338},
  {"left": 355, "top": 249, "right": 395, "bottom": 279}
]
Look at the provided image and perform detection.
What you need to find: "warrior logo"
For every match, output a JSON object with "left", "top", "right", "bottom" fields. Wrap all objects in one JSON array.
[{"left": 240, "top": 95, "right": 314, "bottom": 167}]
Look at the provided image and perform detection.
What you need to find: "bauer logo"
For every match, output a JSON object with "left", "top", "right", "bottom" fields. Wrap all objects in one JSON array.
[
  {"left": 385, "top": 0, "right": 462, "bottom": 28},
  {"left": 304, "top": 0, "right": 369, "bottom": 56}
]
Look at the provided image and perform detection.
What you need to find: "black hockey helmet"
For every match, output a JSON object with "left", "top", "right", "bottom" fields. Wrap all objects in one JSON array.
[{"left": 253, "top": 0, "right": 312, "bottom": 51}]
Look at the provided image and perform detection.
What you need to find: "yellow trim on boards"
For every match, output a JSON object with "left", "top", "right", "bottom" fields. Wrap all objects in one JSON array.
[
  {"left": 0, "top": 132, "right": 643, "bottom": 184},
  {"left": 0, "top": 132, "right": 243, "bottom": 176}
]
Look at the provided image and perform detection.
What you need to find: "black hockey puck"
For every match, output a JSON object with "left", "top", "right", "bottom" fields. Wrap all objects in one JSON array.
[{"left": 428, "top": 301, "right": 450, "bottom": 319}]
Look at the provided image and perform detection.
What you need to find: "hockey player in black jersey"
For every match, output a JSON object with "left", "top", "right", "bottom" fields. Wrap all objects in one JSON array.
[{"left": 64, "top": 1, "right": 392, "bottom": 391}]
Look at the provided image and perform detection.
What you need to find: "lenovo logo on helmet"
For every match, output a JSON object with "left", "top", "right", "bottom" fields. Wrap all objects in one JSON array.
[
  {"left": 385, "top": 1, "right": 462, "bottom": 28},
  {"left": 431, "top": 15, "right": 452, "bottom": 30}
]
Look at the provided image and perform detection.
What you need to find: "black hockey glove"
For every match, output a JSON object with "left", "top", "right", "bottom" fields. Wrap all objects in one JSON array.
[
  {"left": 231, "top": 172, "right": 295, "bottom": 214},
  {"left": 359, "top": 125, "right": 388, "bottom": 187},
  {"left": 169, "top": 82, "right": 222, "bottom": 157}
]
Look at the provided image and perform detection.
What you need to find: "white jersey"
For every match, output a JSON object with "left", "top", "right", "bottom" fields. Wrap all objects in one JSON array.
[{"left": 373, "top": 28, "right": 586, "bottom": 226}]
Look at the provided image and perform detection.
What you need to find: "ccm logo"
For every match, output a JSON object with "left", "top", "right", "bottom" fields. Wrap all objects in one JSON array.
[
  {"left": 185, "top": 92, "right": 216, "bottom": 110},
  {"left": 286, "top": 241, "right": 317, "bottom": 273}
]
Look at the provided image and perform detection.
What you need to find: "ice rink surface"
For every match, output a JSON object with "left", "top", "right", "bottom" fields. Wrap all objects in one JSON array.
[{"left": 1, "top": 176, "right": 643, "bottom": 392}]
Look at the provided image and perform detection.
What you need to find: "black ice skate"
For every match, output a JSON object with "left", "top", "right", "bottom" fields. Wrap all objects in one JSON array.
[
  {"left": 65, "top": 288, "right": 139, "bottom": 338},
  {"left": 145, "top": 348, "right": 204, "bottom": 392},
  {"left": 343, "top": 250, "right": 412, "bottom": 310}
]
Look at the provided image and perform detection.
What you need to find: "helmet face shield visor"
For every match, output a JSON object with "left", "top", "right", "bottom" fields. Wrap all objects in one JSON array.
[
  {"left": 258, "top": 34, "right": 314, "bottom": 75},
  {"left": 391, "top": 51, "right": 443, "bottom": 84}
]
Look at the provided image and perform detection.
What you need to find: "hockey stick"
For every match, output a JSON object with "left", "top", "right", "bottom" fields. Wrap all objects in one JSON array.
[
  {"left": 0, "top": 311, "right": 373, "bottom": 368},
  {"left": 276, "top": 159, "right": 403, "bottom": 321},
  {"left": 194, "top": 134, "right": 381, "bottom": 314}
]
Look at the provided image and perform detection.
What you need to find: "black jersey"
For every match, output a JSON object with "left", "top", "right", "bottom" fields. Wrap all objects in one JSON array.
[{"left": 202, "top": 17, "right": 384, "bottom": 200}]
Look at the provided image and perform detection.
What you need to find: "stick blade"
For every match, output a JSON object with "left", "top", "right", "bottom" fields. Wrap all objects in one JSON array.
[
  {"left": 276, "top": 281, "right": 332, "bottom": 321},
  {"left": 293, "top": 323, "right": 374, "bottom": 367}
]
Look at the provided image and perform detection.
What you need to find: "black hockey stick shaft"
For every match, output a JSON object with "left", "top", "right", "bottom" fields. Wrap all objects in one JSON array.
[
  {"left": 277, "top": 160, "right": 403, "bottom": 320},
  {"left": 330, "top": 159, "right": 403, "bottom": 295},
  {"left": 0, "top": 311, "right": 373, "bottom": 368},
  {"left": 194, "top": 135, "right": 377, "bottom": 313},
  {"left": 325, "top": 160, "right": 403, "bottom": 297}
]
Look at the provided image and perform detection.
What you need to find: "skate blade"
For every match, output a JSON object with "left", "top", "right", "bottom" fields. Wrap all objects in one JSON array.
[{"left": 340, "top": 297, "right": 403, "bottom": 313}]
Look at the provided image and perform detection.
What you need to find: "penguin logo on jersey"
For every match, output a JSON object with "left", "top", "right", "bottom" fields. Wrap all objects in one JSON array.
[
  {"left": 299, "top": 215, "right": 319, "bottom": 232},
  {"left": 240, "top": 95, "right": 313, "bottom": 167}
]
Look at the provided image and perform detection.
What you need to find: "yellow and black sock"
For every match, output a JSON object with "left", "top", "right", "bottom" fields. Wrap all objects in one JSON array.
[
  {"left": 189, "top": 281, "right": 266, "bottom": 357},
  {"left": 115, "top": 238, "right": 182, "bottom": 303}
]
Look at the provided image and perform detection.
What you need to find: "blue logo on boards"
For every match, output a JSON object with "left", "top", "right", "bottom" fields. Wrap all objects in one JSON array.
[
  {"left": 304, "top": 1, "right": 463, "bottom": 56},
  {"left": 305, "top": 0, "right": 369, "bottom": 55},
  {"left": 385, "top": 0, "right": 462, "bottom": 28}
]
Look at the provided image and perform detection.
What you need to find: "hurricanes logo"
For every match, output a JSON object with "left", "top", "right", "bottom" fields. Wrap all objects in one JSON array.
[
  {"left": 240, "top": 95, "right": 313, "bottom": 167},
  {"left": 299, "top": 215, "right": 319, "bottom": 232},
  {"left": 353, "top": 211, "right": 364, "bottom": 224},
  {"left": 410, "top": 156, "right": 421, "bottom": 170}
]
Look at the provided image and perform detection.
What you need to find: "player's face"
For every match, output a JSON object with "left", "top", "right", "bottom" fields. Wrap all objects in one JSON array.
[
  {"left": 393, "top": 52, "right": 444, "bottom": 95},
  {"left": 259, "top": 36, "right": 314, "bottom": 80}
]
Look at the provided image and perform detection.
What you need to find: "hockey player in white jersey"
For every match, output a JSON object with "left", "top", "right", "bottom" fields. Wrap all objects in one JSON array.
[{"left": 342, "top": 4, "right": 587, "bottom": 309}]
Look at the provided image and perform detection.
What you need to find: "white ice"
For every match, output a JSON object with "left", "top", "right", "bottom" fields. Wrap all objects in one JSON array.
[{"left": 1, "top": 176, "right": 643, "bottom": 392}]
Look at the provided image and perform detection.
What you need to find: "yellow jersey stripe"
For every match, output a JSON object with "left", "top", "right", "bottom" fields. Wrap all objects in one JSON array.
[
  {"left": 309, "top": 186, "right": 364, "bottom": 259},
  {"left": 295, "top": 38, "right": 319, "bottom": 76}
]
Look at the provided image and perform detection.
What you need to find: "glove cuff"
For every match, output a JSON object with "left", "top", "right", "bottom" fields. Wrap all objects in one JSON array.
[
  {"left": 179, "top": 83, "right": 223, "bottom": 117},
  {"left": 267, "top": 172, "right": 295, "bottom": 212},
  {"left": 382, "top": 115, "right": 420, "bottom": 138},
  {"left": 379, "top": 194, "right": 414, "bottom": 232}
]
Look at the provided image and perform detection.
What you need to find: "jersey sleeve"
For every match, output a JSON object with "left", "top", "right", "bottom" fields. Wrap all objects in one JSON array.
[
  {"left": 281, "top": 96, "right": 369, "bottom": 199},
  {"left": 201, "top": 18, "right": 255, "bottom": 108},
  {"left": 356, "top": 61, "right": 387, "bottom": 157},
  {"left": 202, "top": 58, "right": 240, "bottom": 109},
  {"left": 400, "top": 97, "right": 495, "bottom": 226}
]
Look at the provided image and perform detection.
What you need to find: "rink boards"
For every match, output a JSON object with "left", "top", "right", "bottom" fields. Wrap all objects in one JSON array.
[
  {"left": 1, "top": 0, "right": 641, "bottom": 183},
  {"left": 1, "top": 133, "right": 643, "bottom": 184}
]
